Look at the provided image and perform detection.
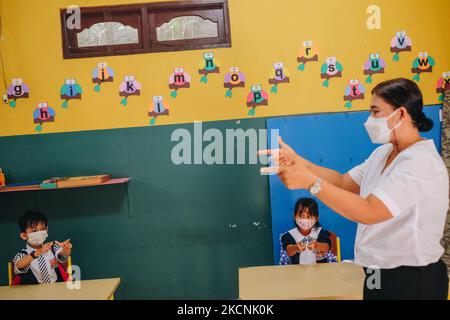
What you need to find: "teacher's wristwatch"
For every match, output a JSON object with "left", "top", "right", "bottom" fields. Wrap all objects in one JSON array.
[{"left": 308, "top": 178, "right": 322, "bottom": 196}]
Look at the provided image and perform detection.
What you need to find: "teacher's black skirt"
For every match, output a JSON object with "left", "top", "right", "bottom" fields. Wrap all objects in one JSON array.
[{"left": 362, "top": 259, "right": 449, "bottom": 300}]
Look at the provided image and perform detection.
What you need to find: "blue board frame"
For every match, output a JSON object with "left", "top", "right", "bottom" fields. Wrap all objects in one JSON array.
[{"left": 267, "top": 105, "right": 442, "bottom": 264}]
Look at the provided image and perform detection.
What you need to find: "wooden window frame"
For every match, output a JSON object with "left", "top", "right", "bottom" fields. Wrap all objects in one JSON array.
[{"left": 60, "top": 0, "right": 231, "bottom": 59}]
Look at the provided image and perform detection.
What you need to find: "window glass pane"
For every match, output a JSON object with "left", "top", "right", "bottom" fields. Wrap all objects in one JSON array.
[
  {"left": 77, "top": 22, "right": 139, "bottom": 47},
  {"left": 156, "top": 16, "right": 218, "bottom": 41}
]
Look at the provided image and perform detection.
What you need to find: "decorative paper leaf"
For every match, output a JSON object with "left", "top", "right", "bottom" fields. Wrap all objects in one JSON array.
[{"left": 393, "top": 52, "right": 400, "bottom": 62}]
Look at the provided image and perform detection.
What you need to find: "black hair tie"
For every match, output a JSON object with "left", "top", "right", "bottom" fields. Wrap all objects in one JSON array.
[
  {"left": 417, "top": 111, "right": 434, "bottom": 132},
  {"left": 418, "top": 111, "right": 427, "bottom": 123}
]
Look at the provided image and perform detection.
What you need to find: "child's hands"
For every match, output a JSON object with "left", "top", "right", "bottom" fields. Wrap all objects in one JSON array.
[
  {"left": 55, "top": 239, "right": 72, "bottom": 256},
  {"left": 36, "top": 242, "right": 54, "bottom": 256},
  {"left": 308, "top": 241, "right": 329, "bottom": 254},
  {"left": 296, "top": 242, "right": 306, "bottom": 252},
  {"left": 55, "top": 239, "right": 72, "bottom": 249}
]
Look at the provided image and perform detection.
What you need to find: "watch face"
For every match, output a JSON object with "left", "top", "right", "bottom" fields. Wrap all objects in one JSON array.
[
  {"left": 311, "top": 186, "right": 319, "bottom": 194},
  {"left": 311, "top": 184, "right": 321, "bottom": 194}
]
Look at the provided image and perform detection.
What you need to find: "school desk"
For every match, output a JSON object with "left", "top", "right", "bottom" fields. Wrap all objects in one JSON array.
[
  {"left": 239, "top": 262, "right": 365, "bottom": 300},
  {"left": 0, "top": 278, "right": 120, "bottom": 300}
]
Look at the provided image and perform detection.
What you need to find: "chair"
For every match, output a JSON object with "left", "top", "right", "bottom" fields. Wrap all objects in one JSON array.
[
  {"left": 64, "top": 256, "right": 72, "bottom": 281},
  {"left": 7, "top": 262, "right": 13, "bottom": 286},
  {"left": 328, "top": 231, "right": 341, "bottom": 262}
]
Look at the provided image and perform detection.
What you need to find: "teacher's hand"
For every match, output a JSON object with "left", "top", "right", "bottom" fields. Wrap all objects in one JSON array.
[
  {"left": 259, "top": 137, "right": 317, "bottom": 190},
  {"left": 258, "top": 137, "right": 299, "bottom": 167}
]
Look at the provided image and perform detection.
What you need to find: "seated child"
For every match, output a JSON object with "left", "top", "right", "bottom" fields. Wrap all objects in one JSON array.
[
  {"left": 12, "top": 210, "right": 72, "bottom": 285},
  {"left": 281, "top": 198, "right": 333, "bottom": 265}
]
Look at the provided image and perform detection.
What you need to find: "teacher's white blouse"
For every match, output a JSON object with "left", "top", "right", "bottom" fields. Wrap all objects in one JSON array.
[{"left": 348, "top": 139, "right": 449, "bottom": 269}]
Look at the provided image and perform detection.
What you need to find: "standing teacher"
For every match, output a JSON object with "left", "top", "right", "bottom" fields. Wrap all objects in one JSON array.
[{"left": 260, "top": 78, "right": 449, "bottom": 300}]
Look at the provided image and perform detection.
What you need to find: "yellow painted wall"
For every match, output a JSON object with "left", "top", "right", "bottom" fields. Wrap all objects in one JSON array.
[{"left": 0, "top": 0, "right": 449, "bottom": 137}]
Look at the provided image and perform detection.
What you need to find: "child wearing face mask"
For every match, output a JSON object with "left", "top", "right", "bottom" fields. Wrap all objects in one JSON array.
[
  {"left": 280, "top": 198, "right": 332, "bottom": 265},
  {"left": 12, "top": 210, "right": 72, "bottom": 285}
]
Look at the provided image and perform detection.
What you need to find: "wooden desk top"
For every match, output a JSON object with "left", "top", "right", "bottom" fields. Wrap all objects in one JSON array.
[
  {"left": 0, "top": 278, "right": 121, "bottom": 300},
  {"left": 239, "top": 262, "right": 364, "bottom": 300}
]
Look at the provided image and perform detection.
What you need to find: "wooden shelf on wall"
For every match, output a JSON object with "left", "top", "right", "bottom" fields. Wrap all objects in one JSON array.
[{"left": 0, "top": 178, "right": 131, "bottom": 193}]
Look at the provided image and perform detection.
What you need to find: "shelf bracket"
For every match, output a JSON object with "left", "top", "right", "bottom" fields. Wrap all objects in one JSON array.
[{"left": 125, "top": 180, "right": 133, "bottom": 218}]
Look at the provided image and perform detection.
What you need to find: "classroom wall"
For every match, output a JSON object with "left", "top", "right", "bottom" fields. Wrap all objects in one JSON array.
[
  {"left": 0, "top": 0, "right": 449, "bottom": 137},
  {"left": 0, "top": 0, "right": 449, "bottom": 299},
  {"left": 0, "top": 118, "right": 273, "bottom": 299}
]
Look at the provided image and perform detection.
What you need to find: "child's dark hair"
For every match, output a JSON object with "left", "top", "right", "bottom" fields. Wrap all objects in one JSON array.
[
  {"left": 372, "top": 78, "right": 433, "bottom": 132},
  {"left": 294, "top": 198, "right": 320, "bottom": 228},
  {"left": 18, "top": 210, "right": 47, "bottom": 233}
]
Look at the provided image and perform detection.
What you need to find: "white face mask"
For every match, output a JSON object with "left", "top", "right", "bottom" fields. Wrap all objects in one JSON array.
[
  {"left": 364, "top": 109, "right": 403, "bottom": 144},
  {"left": 296, "top": 218, "right": 316, "bottom": 230},
  {"left": 27, "top": 230, "right": 48, "bottom": 246}
]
